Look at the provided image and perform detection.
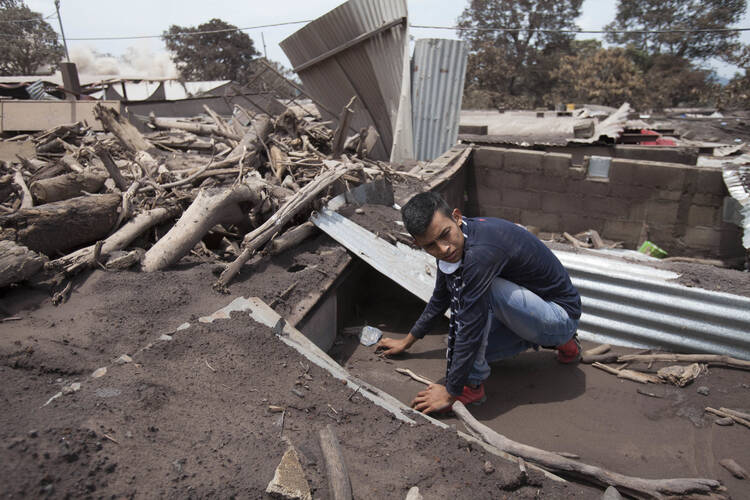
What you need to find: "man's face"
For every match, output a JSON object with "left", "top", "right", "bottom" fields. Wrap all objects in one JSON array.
[{"left": 413, "top": 208, "right": 465, "bottom": 263}]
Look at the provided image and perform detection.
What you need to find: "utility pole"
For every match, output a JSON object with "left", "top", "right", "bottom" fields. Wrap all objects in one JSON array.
[
  {"left": 54, "top": 0, "right": 70, "bottom": 62},
  {"left": 261, "top": 32, "right": 268, "bottom": 59}
]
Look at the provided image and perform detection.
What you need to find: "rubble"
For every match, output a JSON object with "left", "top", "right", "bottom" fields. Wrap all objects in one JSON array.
[{"left": 0, "top": 100, "right": 408, "bottom": 294}]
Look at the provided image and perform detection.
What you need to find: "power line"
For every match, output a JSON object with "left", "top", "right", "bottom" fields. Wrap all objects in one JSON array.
[
  {"left": 0, "top": 13, "right": 57, "bottom": 23},
  {"left": 1, "top": 19, "right": 749, "bottom": 42},
  {"left": 66, "top": 20, "right": 313, "bottom": 41}
]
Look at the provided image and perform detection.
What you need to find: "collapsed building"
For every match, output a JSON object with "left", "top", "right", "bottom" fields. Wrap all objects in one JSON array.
[{"left": 1, "top": 0, "right": 750, "bottom": 498}]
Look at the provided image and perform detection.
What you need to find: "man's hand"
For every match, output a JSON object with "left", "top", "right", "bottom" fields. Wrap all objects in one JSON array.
[
  {"left": 411, "top": 383, "right": 456, "bottom": 415},
  {"left": 376, "top": 333, "right": 417, "bottom": 357}
]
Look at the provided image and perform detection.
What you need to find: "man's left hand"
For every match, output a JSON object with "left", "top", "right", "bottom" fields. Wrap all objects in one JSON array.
[{"left": 411, "top": 383, "right": 456, "bottom": 414}]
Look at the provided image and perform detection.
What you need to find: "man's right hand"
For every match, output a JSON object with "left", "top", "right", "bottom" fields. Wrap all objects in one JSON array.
[{"left": 376, "top": 333, "right": 416, "bottom": 356}]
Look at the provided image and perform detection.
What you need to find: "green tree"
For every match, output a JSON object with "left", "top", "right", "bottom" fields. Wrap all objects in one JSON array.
[
  {"left": 457, "top": 0, "right": 584, "bottom": 107},
  {"left": 720, "top": 45, "right": 750, "bottom": 108},
  {"left": 551, "top": 41, "right": 646, "bottom": 107},
  {"left": 0, "top": 0, "right": 65, "bottom": 75},
  {"left": 605, "top": 0, "right": 746, "bottom": 62},
  {"left": 639, "top": 54, "right": 720, "bottom": 108},
  {"left": 162, "top": 18, "right": 260, "bottom": 82}
]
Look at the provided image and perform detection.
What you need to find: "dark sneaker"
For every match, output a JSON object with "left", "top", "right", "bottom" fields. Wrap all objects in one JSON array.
[
  {"left": 456, "top": 383, "right": 487, "bottom": 406},
  {"left": 556, "top": 335, "right": 581, "bottom": 364}
]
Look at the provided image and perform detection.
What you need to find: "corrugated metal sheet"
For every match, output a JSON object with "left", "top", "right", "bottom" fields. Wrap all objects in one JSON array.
[
  {"left": 313, "top": 206, "right": 750, "bottom": 360},
  {"left": 555, "top": 252, "right": 750, "bottom": 359},
  {"left": 458, "top": 103, "right": 631, "bottom": 147},
  {"left": 280, "top": 0, "right": 413, "bottom": 162},
  {"left": 411, "top": 39, "right": 467, "bottom": 161},
  {"left": 722, "top": 157, "right": 750, "bottom": 249}
]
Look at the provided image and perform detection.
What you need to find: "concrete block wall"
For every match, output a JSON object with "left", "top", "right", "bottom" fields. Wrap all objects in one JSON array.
[{"left": 466, "top": 146, "right": 744, "bottom": 259}]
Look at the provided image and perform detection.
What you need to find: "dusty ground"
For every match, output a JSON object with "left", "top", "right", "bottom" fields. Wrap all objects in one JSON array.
[
  {"left": 0, "top": 235, "right": 593, "bottom": 499},
  {"left": 334, "top": 270, "right": 750, "bottom": 499}
]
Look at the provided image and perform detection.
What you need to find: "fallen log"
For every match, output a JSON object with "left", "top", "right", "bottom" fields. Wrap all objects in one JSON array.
[
  {"left": 719, "top": 407, "right": 750, "bottom": 421},
  {"left": 211, "top": 114, "right": 273, "bottom": 169},
  {"left": 215, "top": 160, "right": 355, "bottom": 290},
  {"left": 583, "top": 344, "right": 611, "bottom": 357},
  {"left": 0, "top": 240, "right": 47, "bottom": 287},
  {"left": 30, "top": 171, "right": 108, "bottom": 204},
  {"left": 94, "top": 104, "right": 157, "bottom": 155},
  {"left": 705, "top": 407, "right": 750, "bottom": 429},
  {"left": 13, "top": 170, "right": 33, "bottom": 208},
  {"left": 719, "top": 458, "right": 748, "bottom": 479},
  {"left": 48, "top": 205, "right": 180, "bottom": 273},
  {"left": 451, "top": 401, "right": 722, "bottom": 499},
  {"left": 96, "top": 147, "right": 130, "bottom": 191},
  {"left": 270, "top": 145, "right": 288, "bottom": 180},
  {"left": 0, "top": 193, "right": 121, "bottom": 255},
  {"left": 269, "top": 222, "right": 317, "bottom": 256},
  {"left": 331, "top": 97, "right": 356, "bottom": 157},
  {"left": 141, "top": 181, "right": 269, "bottom": 272},
  {"left": 592, "top": 362, "right": 661, "bottom": 384},
  {"left": 148, "top": 114, "right": 241, "bottom": 142},
  {"left": 318, "top": 424, "right": 353, "bottom": 500},
  {"left": 617, "top": 354, "right": 750, "bottom": 371}
]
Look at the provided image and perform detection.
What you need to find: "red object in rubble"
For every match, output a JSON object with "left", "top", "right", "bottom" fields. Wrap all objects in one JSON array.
[{"left": 640, "top": 128, "right": 676, "bottom": 146}]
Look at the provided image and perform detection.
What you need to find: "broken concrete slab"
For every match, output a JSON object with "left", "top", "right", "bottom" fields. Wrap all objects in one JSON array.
[{"left": 266, "top": 440, "right": 312, "bottom": 500}]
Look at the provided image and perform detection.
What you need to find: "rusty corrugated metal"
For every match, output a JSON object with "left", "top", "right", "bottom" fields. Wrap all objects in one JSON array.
[
  {"left": 280, "top": 0, "right": 413, "bottom": 162},
  {"left": 411, "top": 39, "right": 467, "bottom": 161}
]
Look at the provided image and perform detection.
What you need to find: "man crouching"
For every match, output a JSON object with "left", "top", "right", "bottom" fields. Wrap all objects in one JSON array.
[{"left": 377, "top": 192, "right": 582, "bottom": 414}]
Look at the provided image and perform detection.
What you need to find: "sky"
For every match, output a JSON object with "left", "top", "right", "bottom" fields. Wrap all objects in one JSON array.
[{"left": 23, "top": 0, "right": 750, "bottom": 79}]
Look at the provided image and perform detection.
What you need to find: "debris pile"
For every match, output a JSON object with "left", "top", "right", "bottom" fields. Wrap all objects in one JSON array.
[{"left": 0, "top": 102, "right": 401, "bottom": 296}]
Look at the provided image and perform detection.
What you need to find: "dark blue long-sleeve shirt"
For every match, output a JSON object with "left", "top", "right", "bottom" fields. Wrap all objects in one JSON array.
[{"left": 410, "top": 217, "right": 581, "bottom": 396}]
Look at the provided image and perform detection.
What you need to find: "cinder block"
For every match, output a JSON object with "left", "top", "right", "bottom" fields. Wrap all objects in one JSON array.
[
  {"left": 474, "top": 183, "right": 501, "bottom": 207},
  {"left": 614, "top": 184, "right": 657, "bottom": 200},
  {"left": 558, "top": 214, "right": 606, "bottom": 234},
  {"left": 603, "top": 219, "right": 644, "bottom": 244},
  {"left": 503, "top": 150, "right": 544, "bottom": 175},
  {"left": 657, "top": 190, "right": 684, "bottom": 202},
  {"left": 541, "top": 153, "right": 573, "bottom": 177},
  {"left": 541, "top": 192, "right": 583, "bottom": 214},
  {"left": 684, "top": 226, "right": 722, "bottom": 248},
  {"left": 520, "top": 210, "right": 561, "bottom": 231},
  {"left": 631, "top": 162, "right": 686, "bottom": 190},
  {"left": 609, "top": 160, "right": 636, "bottom": 185},
  {"left": 472, "top": 147, "right": 506, "bottom": 170},
  {"left": 695, "top": 168, "right": 727, "bottom": 195},
  {"left": 567, "top": 179, "right": 611, "bottom": 197},
  {"left": 479, "top": 205, "right": 522, "bottom": 222},
  {"left": 692, "top": 192, "right": 724, "bottom": 206},
  {"left": 528, "top": 174, "right": 569, "bottom": 193},
  {"left": 475, "top": 167, "right": 525, "bottom": 189},
  {"left": 582, "top": 196, "right": 631, "bottom": 217},
  {"left": 630, "top": 200, "right": 681, "bottom": 224},
  {"left": 687, "top": 205, "right": 719, "bottom": 227},
  {"left": 501, "top": 189, "right": 541, "bottom": 210}
]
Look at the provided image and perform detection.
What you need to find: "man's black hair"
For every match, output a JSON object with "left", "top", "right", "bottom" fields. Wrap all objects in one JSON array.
[{"left": 401, "top": 191, "right": 451, "bottom": 237}]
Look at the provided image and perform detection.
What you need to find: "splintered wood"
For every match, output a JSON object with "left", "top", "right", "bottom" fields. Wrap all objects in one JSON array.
[{"left": 0, "top": 101, "right": 404, "bottom": 293}]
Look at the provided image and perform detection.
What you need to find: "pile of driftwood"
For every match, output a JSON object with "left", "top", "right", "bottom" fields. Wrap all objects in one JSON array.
[{"left": 0, "top": 101, "right": 392, "bottom": 298}]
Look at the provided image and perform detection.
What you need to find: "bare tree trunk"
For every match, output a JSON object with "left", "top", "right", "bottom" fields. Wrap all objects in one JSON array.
[
  {"left": 0, "top": 240, "right": 47, "bottom": 287},
  {"left": 215, "top": 160, "right": 355, "bottom": 290},
  {"left": 30, "top": 171, "right": 108, "bottom": 204},
  {"left": 48, "top": 205, "right": 181, "bottom": 273},
  {"left": 94, "top": 104, "right": 157, "bottom": 154},
  {"left": 451, "top": 402, "right": 721, "bottom": 499},
  {"left": 141, "top": 181, "right": 269, "bottom": 272},
  {"left": 148, "top": 114, "right": 241, "bottom": 141},
  {"left": 269, "top": 222, "right": 318, "bottom": 256},
  {"left": 318, "top": 425, "right": 352, "bottom": 500},
  {"left": 0, "top": 193, "right": 121, "bottom": 255}
]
